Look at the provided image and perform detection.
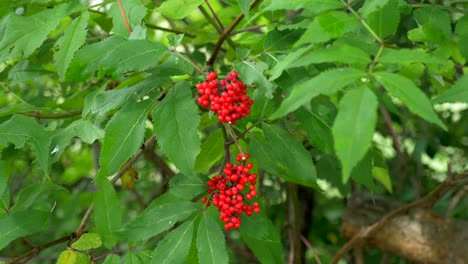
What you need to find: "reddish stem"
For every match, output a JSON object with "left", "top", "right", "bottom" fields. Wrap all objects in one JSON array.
[{"left": 117, "top": 0, "right": 132, "bottom": 33}]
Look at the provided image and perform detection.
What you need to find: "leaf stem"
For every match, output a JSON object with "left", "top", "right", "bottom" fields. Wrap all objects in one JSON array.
[
  {"left": 116, "top": 0, "right": 132, "bottom": 33},
  {"left": 171, "top": 49, "right": 205, "bottom": 74},
  {"left": 145, "top": 22, "right": 196, "bottom": 38},
  {"left": 204, "top": 0, "right": 224, "bottom": 31},
  {"left": 223, "top": 123, "right": 244, "bottom": 157},
  {"left": 230, "top": 24, "right": 266, "bottom": 36}
]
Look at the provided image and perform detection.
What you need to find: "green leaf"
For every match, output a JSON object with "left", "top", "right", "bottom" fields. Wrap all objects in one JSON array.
[
  {"left": 194, "top": 130, "right": 224, "bottom": 174},
  {"left": 236, "top": 0, "right": 251, "bottom": 19},
  {"left": 413, "top": 7, "right": 451, "bottom": 44},
  {"left": 235, "top": 61, "right": 274, "bottom": 98},
  {"left": 263, "top": 0, "right": 343, "bottom": 12},
  {"left": 158, "top": 0, "right": 204, "bottom": 20},
  {"left": 373, "top": 166, "right": 392, "bottom": 193},
  {"left": 295, "top": 107, "right": 333, "bottom": 154},
  {"left": 366, "top": 0, "right": 399, "bottom": 38},
  {"left": 0, "top": 115, "right": 50, "bottom": 176},
  {"left": 122, "top": 201, "right": 198, "bottom": 242},
  {"left": 51, "top": 120, "right": 104, "bottom": 162},
  {"left": 0, "top": 210, "right": 50, "bottom": 250},
  {"left": 75, "top": 252, "right": 91, "bottom": 264},
  {"left": 151, "top": 220, "right": 195, "bottom": 264},
  {"left": 264, "top": 29, "right": 303, "bottom": 50},
  {"left": 249, "top": 124, "right": 316, "bottom": 186},
  {"left": 332, "top": 85, "right": 378, "bottom": 182},
  {"left": 54, "top": 11, "right": 89, "bottom": 80},
  {"left": 240, "top": 213, "right": 284, "bottom": 264},
  {"left": 0, "top": 3, "right": 77, "bottom": 61},
  {"left": 169, "top": 173, "right": 205, "bottom": 199},
  {"left": 373, "top": 72, "right": 446, "bottom": 130},
  {"left": 57, "top": 249, "right": 77, "bottom": 264},
  {"left": 268, "top": 47, "right": 311, "bottom": 80},
  {"left": 98, "top": 97, "right": 154, "bottom": 179},
  {"left": 455, "top": 16, "right": 468, "bottom": 59},
  {"left": 94, "top": 178, "right": 122, "bottom": 249},
  {"left": 294, "top": 43, "right": 371, "bottom": 66},
  {"left": 72, "top": 233, "right": 102, "bottom": 250},
  {"left": 378, "top": 48, "right": 446, "bottom": 64},
  {"left": 8, "top": 60, "right": 50, "bottom": 84},
  {"left": 197, "top": 212, "right": 229, "bottom": 264},
  {"left": 12, "top": 182, "right": 68, "bottom": 212},
  {"left": 0, "top": 161, "right": 7, "bottom": 199},
  {"left": 270, "top": 68, "right": 365, "bottom": 119},
  {"left": 359, "top": 0, "right": 392, "bottom": 16},
  {"left": 103, "top": 254, "right": 121, "bottom": 264},
  {"left": 350, "top": 151, "right": 374, "bottom": 190},
  {"left": 152, "top": 82, "right": 201, "bottom": 176},
  {"left": 108, "top": 0, "right": 147, "bottom": 36},
  {"left": 432, "top": 75, "right": 468, "bottom": 104}
]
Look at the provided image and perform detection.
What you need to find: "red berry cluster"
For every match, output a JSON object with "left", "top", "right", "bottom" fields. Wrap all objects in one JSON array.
[
  {"left": 201, "top": 153, "right": 260, "bottom": 231},
  {"left": 196, "top": 71, "right": 254, "bottom": 124}
]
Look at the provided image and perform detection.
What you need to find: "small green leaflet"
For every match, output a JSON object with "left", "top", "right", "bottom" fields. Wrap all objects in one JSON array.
[
  {"left": 108, "top": 0, "right": 147, "bottom": 36},
  {"left": 432, "top": 75, "right": 468, "bottom": 104},
  {"left": 0, "top": 115, "right": 51, "bottom": 177},
  {"left": 332, "top": 85, "right": 378, "bottom": 182},
  {"left": 359, "top": 0, "right": 392, "bottom": 16},
  {"left": 97, "top": 97, "right": 154, "bottom": 179},
  {"left": 413, "top": 7, "right": 451, "bottom": 44},
  {"left": 94, "top": 178, "right": 122, "bottom": 249},
  {"left": 103, "top": 254, "right": 121, "bottom": 264},
  {"left": 270, "top": 68, "right": 365, "bottom": 120},
  {"left": 151, "top": 220, "right": 195, "bottom": 264},
  {"left": 295, "top": 107, "right": 334, "bottom": 154},
  {"left": 51, "top": 119, "right": 104, "bottom": 163},
  {"left": 57, "top": 249, "right": 77, "bottom": 264},
  {"left": 235, "top": 61, "right": 274, "bottom": 99},
  {"left": 71, "top": 233, "right": 102, "bottom": 251},
  {"left": 122, "top": 201, "right": 199, "bottom": 242},
  {"left": 240, "top": 213, "right": 284, "bottom": 264},
  {"left": 168, "top": 173, "right": 206, "bottom": 199},
  {"left": 366, "top": 0, "right": 400, "bottom": 38},
  {"left": 373, "top": 72, "right": 446, "bottom": 130},
  {"left": 0, "top": 210, "right": 50, "bottom": 250},
  {"left": 378, "top": 48, "right": 446, "bottom": 65},
  {"left": 54, "top": 11, "right": 89, "bottom": 80},
  {"left": 0, "top": 2, "right": 78, "bottom": 61},
  {"left": 158, "top": 0, "right": 203, "bottom": 20},
  {"left": 194, "top": 130, "right": 224, "bottom": 174},
  {"left": 248, "top": 124, "right": 316, "bottom": 187},
  {"left": 197, "top": 212, "right": 229, "bottom": 264},
  {"left": 153, "top": 82, "right": 201, "bottom": 176}
]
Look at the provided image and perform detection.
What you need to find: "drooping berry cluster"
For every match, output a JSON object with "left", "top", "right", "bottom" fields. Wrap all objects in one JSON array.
[
  {"left": 201, "top": 153, "right": 260, "bottom": 231},
  {"left": 196, "top": 71, "right": 254, "bottom": 124}
]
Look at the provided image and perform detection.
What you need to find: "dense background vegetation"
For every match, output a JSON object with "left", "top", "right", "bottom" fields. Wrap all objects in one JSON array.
[{"left": 0, "top": 0, "right": 468, "bottom": 263}]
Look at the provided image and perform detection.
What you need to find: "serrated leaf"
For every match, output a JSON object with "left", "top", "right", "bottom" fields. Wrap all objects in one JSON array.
[
  {"left": 151, "top": 220, "right": 194, "bottom": 264},
  {"left": 332, "top": 85, "right": 378, "bottom": 182},
  {"left": 197, "top": 212, "right": 228, "bottom": 264},
  {"left": 152, "top": 82, "right": 200, "bottom": 176},
  {"left": 158, "top": 0, "right": 203, "bottom": 20},
  {"left": 72, "top": 233, "right": 102, "bottom": 250},
  {"left": 0, "top": 210, "right": 50, "bottom": 250},
  {"left": 295, "top": 107, "right": 333, "bottom": 154},
  {"left": 122, "top": 201, "right": 199, "bottom": 242},
  {"left": 249, "top": 124, "right": 316, "bottom": 186},
  {"left": 413, "top": 7, "right": 451, "bottom": 44},
  {"left": 57, "top": 249, "right": 77, "bottom": 264},
  {"left": 378, "top": 48, "right": 446, "bottom": 64},
  {"left": 235, "top": 61, "right": 274, "bottom": 98},
  {"left": 98, "top": 98, "right": 154, "bottom": 179},
  {"left": 0, "top": 115, "right": 51, "bottom": 176},
  {"left": 373, "top": 72, "right": 446, "bottom": 130},
  {"left": 240, "top": 213, "right": 284, "bottom": 264},
  {"left": 194, "top": 130, "right": 224, "bottom": 174},
  {"left": 54, "top": 11, "right": 89, "bottom": 80},
  {"left": 366, "top": 0, "right": 399, "bottom": 38},
  {"left": 432, "top": 75, "right": 468, "bottom": 104},
  {"left": 108, "top": 0, "right": 147, "bottom": 36},
  {"left": 270, "top": 68, "right": 365, "bottom": 120},
  {"left": 0, "top": 3, "right": 77, "bottom": 61},
  {"left": 169, "top": 173, "right": 205, "bottom": 198},
  {"left": 51, "top": 120, "right": 104, "bottom": 162},
  {"left": 94, "top": 178, "right": 122, "bottom": 249}
]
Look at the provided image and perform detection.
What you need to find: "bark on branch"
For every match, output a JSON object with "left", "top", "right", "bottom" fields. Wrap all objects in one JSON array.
[{"left": 341, "top": 192, "right": 468, "bottom": 264}]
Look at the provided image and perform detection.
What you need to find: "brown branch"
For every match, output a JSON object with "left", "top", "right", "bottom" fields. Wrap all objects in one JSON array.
[
  {"left": 204, "top": 0, "right": 224, "bottom": 31},
  {"left": 300, "top": 235, "right": 323, "bottom": 264},
  {"left": 206, "top": 0, "right": 262, "bottom": 66},
  {"left": 145, "top": 22, "right": 195, "bottom": 38},
  {"left": 117, "top": 0, "right": 132, "bottom": 33},
  {"left": 227, "top": 119, "right": 264, "bottom": 145},
  {"left": 230, "top": 24, "right": 266, "bottom": 36},
  {"left": 6, "top": 233, "right": 76, "bottom": 264},
  {"left": 17, "top": 110, "right": 82, "bottom": 119},
  {"left": 378, "top": 105, "right": 402, "bottom": 157},
  {"left": 331, "top": 166, "right": 468, "bottom": 264},
  {"left": 198, "top": 6, "right": 236, "bottom": 52}
]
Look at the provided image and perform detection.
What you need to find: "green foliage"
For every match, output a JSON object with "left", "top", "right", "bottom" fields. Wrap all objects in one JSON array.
[{"left": 1, "top": 0, "right": 467, "bottom": 263}]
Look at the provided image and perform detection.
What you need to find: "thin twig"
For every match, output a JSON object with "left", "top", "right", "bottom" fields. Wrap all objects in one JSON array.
[
  {"left": 198, "top": 6, "right": 236, "bottom": 51},
  {"left": 171, "top": 49, "right": 205, "bottom": 74},
  {"left": 230, "top": 24, "right": 266, "bottom": 36},
  {"left": 145, "top": 22, "right": 195, "bottom": 38},
  {"left": 447, "top": 184, "right": 468, "bottom": 216},
  {"left": 17, "top": 110, "right": 82, "bottom": 119},
  {"left": 300, "top": 235, "right": 323, "bottom": 264},
  {"left": 206, "top": 0, "right": 262, "bottom": 66},
  {"left": 227, "top": 119, "right": 264, "bottom": 145},
  {"left": 331, "top": 165, "right": 467, "bottom": 264},
  {"left": 117, "top": 0, "right": 132, "bottom": 33},
  {"left": 223, "top": 123, "right": 244, "bottom": 156},
  {"left": 204, "top": 0, "right": 224, "bottom": 31}
]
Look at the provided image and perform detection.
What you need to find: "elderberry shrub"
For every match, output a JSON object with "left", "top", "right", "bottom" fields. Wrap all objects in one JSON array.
[
  {"left": 202, "top": 153, "right": 260, "bottom": 231},
  {"left": 196, "top": 71, "right": 254, "bottom": 124}
]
